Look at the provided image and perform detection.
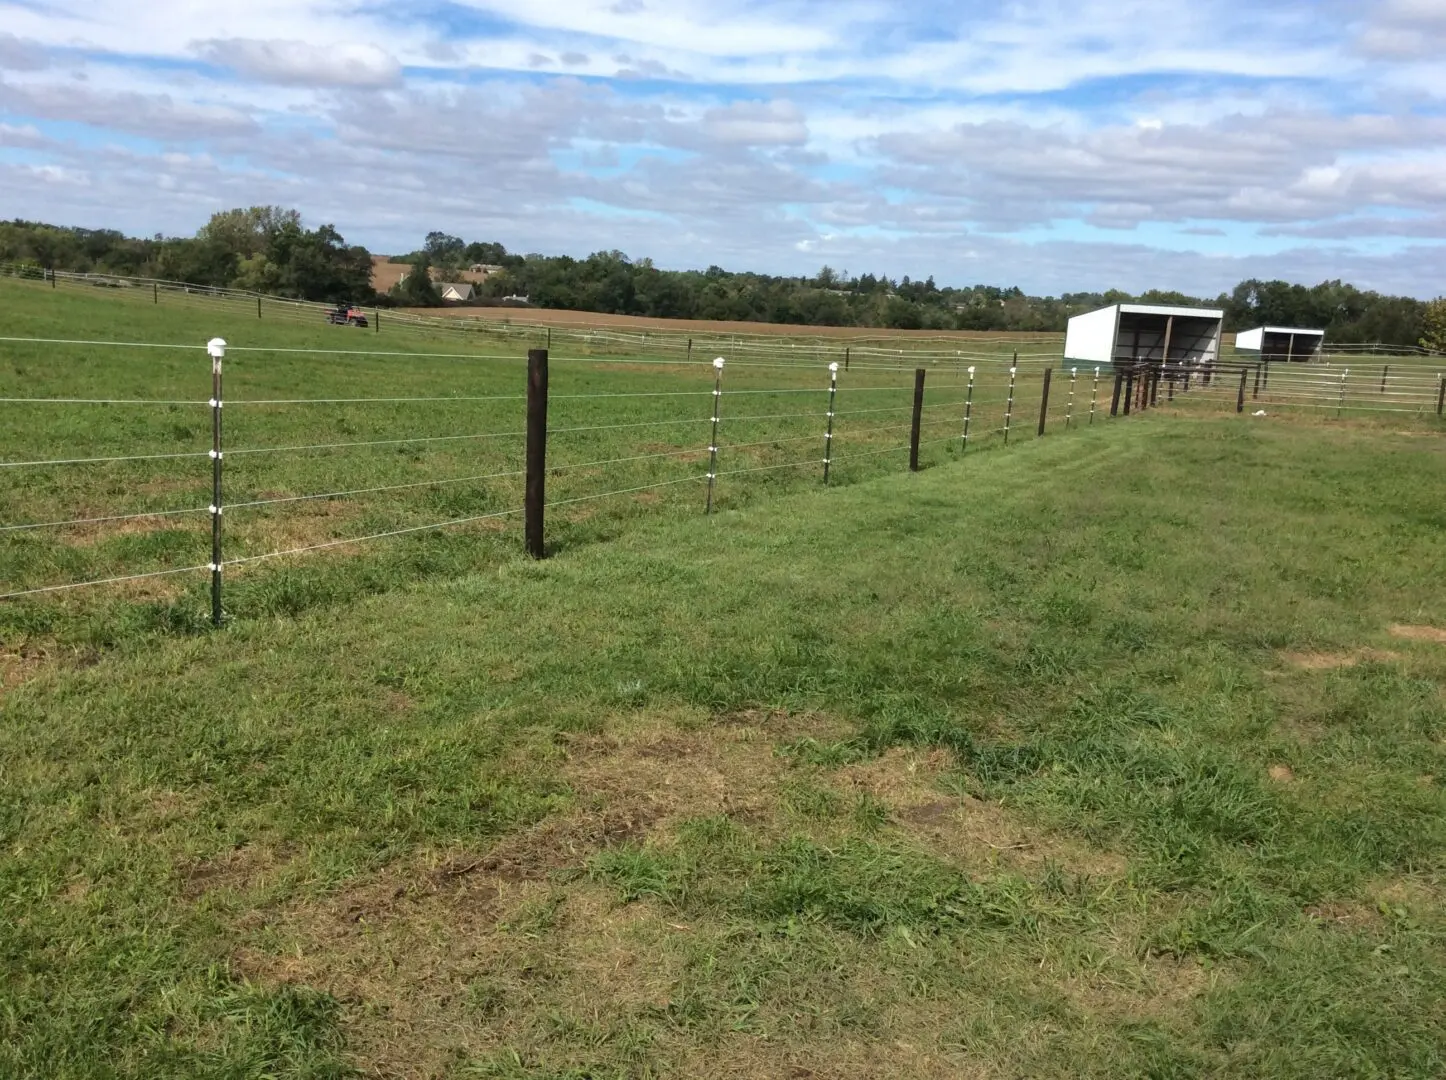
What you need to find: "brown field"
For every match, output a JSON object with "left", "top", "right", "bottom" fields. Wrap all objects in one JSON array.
[{"left": 396, "top": 303, "right": 1065, "bottom": 343}]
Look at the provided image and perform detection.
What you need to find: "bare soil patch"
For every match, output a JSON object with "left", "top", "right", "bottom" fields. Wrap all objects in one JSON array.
[
  {"left": 1390, "top": 625, "right": 1446, "bottom": 644},
  {"left": 181, "top": 845, "right": 286, "bottom": 901},
  {"left": 1280, "top": 648, "right": 1399, "bottom": 671},
  {"left": 831, "top": 747, "right": 1127, "bottom": 878},
  {"left": 1, "top": 646, "right": 51, "bottom": 697}
]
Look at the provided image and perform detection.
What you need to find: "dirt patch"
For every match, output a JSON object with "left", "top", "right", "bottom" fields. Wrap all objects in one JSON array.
[
  {"left": 232, "top": 870, "right": 680, "bottom": 1079},
  {"left": 1390, "top": 625, "right": 1446, "bottom": 644},
  {"left": 1280, "top": 648, "right": 1399, "bottom": 671},
  {"left": 1060, "top": 953, "right": 1214, "bottom": 1026},
  {"left": 477, "top": 717, "right": 796, "bottom": 882},
  {"left": 1268, "top": 764, "right": 1296, "bottom": 784},
  {"left": 832, "top": 747, "right": 1127, "bottom": 878},
  {"left": 0, "top": 646, "right": 51, "bottom": 697},
  {"left": 181, "top": 845, "right": 285, "bottom": 900},
  {"left": 1303, "top": 901, "right": 1383, "bottom": 930}
]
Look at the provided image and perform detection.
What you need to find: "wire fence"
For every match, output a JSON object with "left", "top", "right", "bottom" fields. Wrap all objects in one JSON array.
[
  {"left": 1, "top": 279, "right": 1441, "bottom": 622},
  {"left": 0, "top": 330, "right": 1102, "bottom": 619}
]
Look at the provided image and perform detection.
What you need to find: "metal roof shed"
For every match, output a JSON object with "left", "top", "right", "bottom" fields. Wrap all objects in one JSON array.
[
  {"left": 1234, "top": 326, "right": 1324, "bottom": 362},
  {"left": 1064, "top": 304, "right": 1225, "bottom": 369}
]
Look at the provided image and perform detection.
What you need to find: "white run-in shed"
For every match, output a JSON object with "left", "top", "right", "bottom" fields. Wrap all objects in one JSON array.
[
  {"left": 1234, "top": 326, "right": 1324, "bottom": 362},
  {"left": 1064, "top": 304, "right": 1225, "bottom": 369}
]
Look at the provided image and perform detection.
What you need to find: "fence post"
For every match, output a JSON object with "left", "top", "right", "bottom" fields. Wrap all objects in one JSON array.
[
  {"left": 1066, "top": 367, "right": 1076, "bottom": 428},
  {"left": 1262, "top": 359, "right": 1269, "bottom": 389},
  {"left": 375, "top": 307, "right": 380, "bottom": 332},
  {"left": 1122, "top": 369, "right": 1134, "bottom": 415},
  {"left": 705, "top": 358, "right": 724, "bottom": 513},
  {"left": 687, "top": 338, "right": 693, "bottom": 363},
  {"left": 909, "top": 367, "right": 926, "bottom": 471},
  {"left": 1166, "top": 360, "right": 1175, "bottom": 402},
  {"left": 207, "top": 338, "right": 226, "bottom": 627},
  {"left": 1037, "top": 367, "right": 1052, "bottom": 436},
  {"left": 1148, "top": 368, "right": 1159, "bottom": 407},
  {"left": 546, "top": 327, "right": 552, "bottom": 351},
  {"left": 1090, "top": 367, "right": 1100, "bottom": 424},
  {"left": 844, "top": 346, "right": 850, "bottom": 372},
  {"left": 1236, "top": 368, "right": 1247, "bottom": 413},
  {"left": 823, "top": 362, "right": 839, "bottom": 484},
  {"left": 1110, "top": 370, "right": 1123, "bottom": 416},
  {"left": 1003, "top": 365, "right": 1017, "bottom": 444},
  {"left": 962, "top": 366, "right": 975, "bottom": 450},
  {"left": 525, "top": 348, "right": 549, "bottom": 558},
  {"left": 1437, "top": 374, "right": 1444, "bottom": 417},
  {"left": 1338, "top": 369, "right": 1349, "bottom": 418},
  {"left": 1380, "top": 365, "right": 1389, "bottom": 394},
  {"left": 256, "top": 296, "right": 261, "bottom": 319},
  {"left": 153, "top": 282, "right": 158, "bottom": 305},
  {"left": 49, "top": 265, "right": 55, "bottom": 289},
  {"left": 1253, "top": 364, "right": 1261, "bottom": 400}
]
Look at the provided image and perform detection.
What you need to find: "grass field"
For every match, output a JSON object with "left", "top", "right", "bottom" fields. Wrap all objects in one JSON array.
[
  {"left": 2, "top": 280, "right": 1446, "bottom": 1078},
  {"left": 0, "top": 277, "right": 1087, "bottom": 640}
]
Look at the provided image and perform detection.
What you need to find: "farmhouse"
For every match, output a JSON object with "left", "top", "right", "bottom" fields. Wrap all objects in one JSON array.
[
  {"left": 1065, "top": 303, "right": 1224, "bottom": 370},
  {"left": 1234, "top": 326, "right": 1325, "bottom": 362},
  {"left": 435, "top": 282, "right": 476, "bottom": 302}
]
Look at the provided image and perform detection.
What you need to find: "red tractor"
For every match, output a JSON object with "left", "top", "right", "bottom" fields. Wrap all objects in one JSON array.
[{"left": 326, "top": 304, "right": 369, "bottom": 327}]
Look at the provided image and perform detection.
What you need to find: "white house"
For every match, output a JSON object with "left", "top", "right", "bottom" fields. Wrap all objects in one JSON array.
[
  {"left": 1065, "top": 303, "right": 1225, "bottom": 369},
  {"left": 436, "top": 282, "right": 475, "bottom": 302}
]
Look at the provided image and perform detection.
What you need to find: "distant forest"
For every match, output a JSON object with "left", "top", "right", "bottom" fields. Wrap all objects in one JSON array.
[{"left": 0, "top": 210, "right": 1437, "bottom": 347}]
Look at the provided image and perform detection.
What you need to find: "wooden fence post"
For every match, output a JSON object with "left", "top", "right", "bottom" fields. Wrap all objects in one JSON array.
[
  {"left": 909, "top": 367, "right": 926, "bottom": 471},
  {"left": 1037, "top": 367, "right": 1052, "bottom": 436},
  {"left": 525, "top": 348, "right": 549, "bottom": 559}
]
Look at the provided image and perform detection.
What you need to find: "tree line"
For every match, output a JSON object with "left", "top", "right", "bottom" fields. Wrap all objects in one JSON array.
[{"left": 1, "top": 212, "right": 1439, "bottom": 347}]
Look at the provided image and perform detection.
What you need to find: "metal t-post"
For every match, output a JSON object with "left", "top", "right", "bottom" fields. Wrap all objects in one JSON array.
[
  {"left": 822, "top": 362, "right": 838, "bottom": 484},
  {"left": 705, "top": 358, "right": 725, "bottom": 513},
  {"left": 207, "top": 338, "right": 226, "bottom": 627}
]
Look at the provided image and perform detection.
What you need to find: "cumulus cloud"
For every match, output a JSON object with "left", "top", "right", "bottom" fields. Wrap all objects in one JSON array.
[
  {"left": 700, "top": 100, "right": 807, "bottom": 146},
  {"left": 0, "top": 33, "right": 50, "bottom": 72},
  {"left": 196, "top": 38, "right": 402, "bottom": 88},
  {"left": 0, "top": 0, "right": 1443, "bottom": 297}
]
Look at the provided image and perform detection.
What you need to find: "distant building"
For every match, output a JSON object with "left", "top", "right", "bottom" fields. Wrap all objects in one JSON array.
[
  {"left": 1065, "top": 303, "right": 1225, "bottom": 369},
  {"left": 1234, "top": 326, "right": 1325, "bottom": 362},
  {"left": 469, "top": 263, "right": 504, "bottom": 275},
  {"left": 501, "top": 293, "right": 531, "bottom": 304},
  {"left": 436, "top": 282, "right": 475, "bottom": 302}
]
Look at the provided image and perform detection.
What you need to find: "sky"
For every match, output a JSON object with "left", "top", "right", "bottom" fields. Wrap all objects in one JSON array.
[{"left": 1, "top": 0, "right": 1445, "bottom": 298}]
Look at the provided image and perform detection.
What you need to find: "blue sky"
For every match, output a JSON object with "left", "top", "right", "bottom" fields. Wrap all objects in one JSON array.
[{"left": 1, "top": 0, "right": 1445, "bottom": 297}]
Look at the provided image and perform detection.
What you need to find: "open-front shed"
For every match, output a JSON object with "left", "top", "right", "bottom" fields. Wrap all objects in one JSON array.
[
  {"left": 1234, "top": 326, "right": 1325, "bottom": 362},
  {"left": 1064, "top": 303, "right": 1224, "bottom": 371}
]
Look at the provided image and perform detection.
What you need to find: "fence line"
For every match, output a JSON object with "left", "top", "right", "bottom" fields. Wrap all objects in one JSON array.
[{"left": 3, "top": 325, "right": 1442, "bottom": 617}]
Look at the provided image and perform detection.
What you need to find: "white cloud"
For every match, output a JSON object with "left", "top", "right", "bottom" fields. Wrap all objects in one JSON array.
[
  {"left": 197, "top": 38, "right": 402, "bottom": 88},
  {"left": 700, "top": 100, "right": 807, "bottom": 146},
  {"left": 0, "top": 0, "right": 1442, "bottom": 297}
]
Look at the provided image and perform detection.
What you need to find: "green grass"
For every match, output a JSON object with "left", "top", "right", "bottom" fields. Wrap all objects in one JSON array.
[
  {"left": 2, "top": 279, "right": 1446, "bottom": 1078},
  {"left": 1, "top": 275, "right": 1074, "bottom": 642}
]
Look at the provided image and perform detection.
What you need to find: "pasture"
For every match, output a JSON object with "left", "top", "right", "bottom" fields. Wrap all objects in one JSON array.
[{"left": 1, "top": 278, "right": 1445, "bottom": 1079}]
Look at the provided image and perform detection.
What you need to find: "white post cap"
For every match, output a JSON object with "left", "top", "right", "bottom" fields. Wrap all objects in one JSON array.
[
  {"left": 206, "top": 338, "right": 227, "bottom": 357},
  {"left": 967, "top": 366, "right": 976, "bottom": 374},
  {"left": 713, "top": 357, "right": 726, "bottom": 369},
  {"left": 829, "top": 361, "right": 839, "bottom": 373}
]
